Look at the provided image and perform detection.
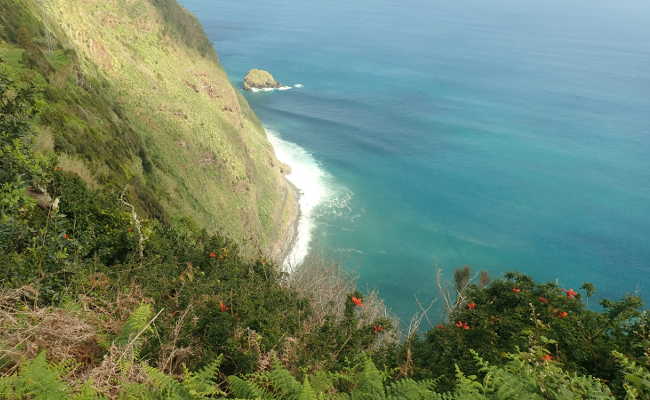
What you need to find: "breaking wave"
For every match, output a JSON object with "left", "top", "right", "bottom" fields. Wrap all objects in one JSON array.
[{"left": 266, "top": 128, "right": 331, "bottom": 271}]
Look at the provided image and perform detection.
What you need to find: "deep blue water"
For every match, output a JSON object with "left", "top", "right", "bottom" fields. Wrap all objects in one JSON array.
[{"left": 180, "top": 0, "right": 650, "bottom": 322}]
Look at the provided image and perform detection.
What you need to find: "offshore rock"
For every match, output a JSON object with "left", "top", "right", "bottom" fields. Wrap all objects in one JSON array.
[{"left": 243, "top": 69, "right": 281, "bottom": 90}]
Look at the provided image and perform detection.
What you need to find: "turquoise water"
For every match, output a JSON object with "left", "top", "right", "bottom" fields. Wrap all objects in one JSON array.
[{"left": 181, "top": 0, "right": 650, "bottom": 321}]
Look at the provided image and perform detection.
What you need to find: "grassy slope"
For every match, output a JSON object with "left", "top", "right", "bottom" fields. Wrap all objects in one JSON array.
[{"left": 1, "top": 0, "right": 297, "bottom": 259}]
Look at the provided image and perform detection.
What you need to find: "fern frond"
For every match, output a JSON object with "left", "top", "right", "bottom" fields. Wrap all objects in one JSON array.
[
  {"left": 71, "top": 381, "right": 107, "bottom": 400},
  {"left": 9, "top": 352, "right": 70, "bottom": 400},
  {"left": 386, "top": 378, "right": 434, "bottom": 400},
  {"left": 182, "top": 356, "right": 224, "bottom": 398},
  {"left": 144, "top": 364, "right": 188, "bottom": 398},
  {"left": 350, "top": 358, "right": 386, "bottom": 400},
  {"left": 297, "top": 377, "right": 317, "bottom": 400},
  {"left": 116, "top": 303, "right": 154, "bottom": 347},
  {"left": 267, "top": 363, "right": 301, "bottom": 399},
  {"left": 228, "top": 375, "right": 275, "bottom": 399}
]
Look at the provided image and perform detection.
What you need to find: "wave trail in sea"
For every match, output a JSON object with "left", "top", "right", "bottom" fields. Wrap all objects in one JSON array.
[
  {"left": 250, "top": 84, "right": 303, "bottom": 93},
  {"left": 266, "top": 128, "right": 330, "bottom": 271}
]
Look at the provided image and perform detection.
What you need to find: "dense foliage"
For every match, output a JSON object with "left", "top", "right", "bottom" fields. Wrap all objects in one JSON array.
[
  {"left": 409, "top": 273, "right": 649, "bottom": 396},
  {"left": 0, "top": 0, "right": 165, "bottom": 219}
]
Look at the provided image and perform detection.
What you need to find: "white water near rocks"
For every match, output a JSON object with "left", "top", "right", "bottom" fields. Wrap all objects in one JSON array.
[{"left": 266, "top": 128, "right": 330, "bottom": 271}]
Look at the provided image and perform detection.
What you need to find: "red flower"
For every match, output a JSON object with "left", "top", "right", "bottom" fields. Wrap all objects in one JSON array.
[
  {"left": 219, "top": 301, "right": 229, "bottom": 312},
  {"left": 455, "top": 321, "right": 470, "bottom": 329},
  {"left": 372, "top": 325, "right": 384, "bottom": 333},
  {"left": 538, "top": 296, "right": 549, "bottom": 304},
  {"left": 63, "top": 233, "right": 70, "bottom": 240},
  {"left": 564, "top": 288, "right": 578, "bottom": 299},
  {"left": 541, "top": 354, "right": 554, "bottom": 361},
  {"left": 512, "top": 288, "right": 521, "bottom": 293},
  {"left": 209, "top": 252, "right": 217, "bottom": 258},
  {"left": 467, "top": 302, "right": 477, "bottom": 310},
  {"left": 351, "top": 296, "right": 363, "bottom": 307},
  {"left": 557, "top": 311, "right": 568, "bottom": 318},
  {"left": 436, "top": 324, "right": 445, "bottom": 329}
]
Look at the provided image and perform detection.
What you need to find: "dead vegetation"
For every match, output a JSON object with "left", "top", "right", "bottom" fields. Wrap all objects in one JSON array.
[
  {"left": 289, "top": 255, "right": 400, "bottom": 345},
  {"left": 0, "top": 287, "right": 100, "bottom": 377},
  {"left": 0, "top": 285, "right": 166, "bottom": 398}
]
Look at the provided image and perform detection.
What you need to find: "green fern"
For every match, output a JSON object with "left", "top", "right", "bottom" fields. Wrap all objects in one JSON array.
[
  {"left": 71, "top": 382, "right": 107, "bottom": 400},
  {"left": 228, "top": 375, "right": 274, "bottom": 399},
  {"left": 350, "top": 358, "right": 386, "bottom": 400},
  {"left": 144, "top": 364, "right": 189, "bottom": 399},
  {"left": 267, "top": 363, "right": 302, "bottom": 399},
  {"left": 0, "top": 352, "right": 69, "bottom": 400},
  {"left": 386, "top": 378, "right": 436, "bottom": 400},
  {"left": 297, "top": 377, "right": 317, "bottom": 400},
  {"left": 613, "top": 351, "right": 650, "bottom": 400},
  {"left": 182, "top": 356, "right": 225, "bottom": 398},
  {"left": 116, "top": 303, "right": 154, "bottom": 347}
]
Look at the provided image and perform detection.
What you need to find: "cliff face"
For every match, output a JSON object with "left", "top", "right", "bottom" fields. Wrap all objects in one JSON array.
[{"left": 0, "top": 0, "right": 297, "bottom": 259}]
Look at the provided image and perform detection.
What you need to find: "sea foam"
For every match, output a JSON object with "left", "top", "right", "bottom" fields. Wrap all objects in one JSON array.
[
  {"left": 266, "top": 129, "right": 330, "bottom": 272},
  {"left": 248, "top": 84, "right": 303, "bottom": 93}
]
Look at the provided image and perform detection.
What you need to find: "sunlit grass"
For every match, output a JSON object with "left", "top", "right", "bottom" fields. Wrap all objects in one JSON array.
[{"left": 34, "top": 0, "right": 297, "bottom": 257}]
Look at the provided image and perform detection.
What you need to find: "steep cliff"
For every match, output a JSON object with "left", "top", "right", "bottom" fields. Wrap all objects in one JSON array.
[{"left": 0, "top": 0, "right": 297, "bottom": 259}]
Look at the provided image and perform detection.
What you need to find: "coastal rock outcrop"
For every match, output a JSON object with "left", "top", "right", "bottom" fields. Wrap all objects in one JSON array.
[{"left": 243, "top": 69, "right": 281, "bottom": 90}]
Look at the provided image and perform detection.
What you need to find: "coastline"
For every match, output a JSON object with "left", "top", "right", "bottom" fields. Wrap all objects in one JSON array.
[
  {"left": 265, "top": 128, "right": 330, "bottom": 272},
  {"left": 276, "top": 179, "right": 301, "bottom": 271}
]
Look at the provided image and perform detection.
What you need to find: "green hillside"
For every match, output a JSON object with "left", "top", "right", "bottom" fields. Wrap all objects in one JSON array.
[{"left": 0, "top": 0, "right": 297, "bottom": 260}]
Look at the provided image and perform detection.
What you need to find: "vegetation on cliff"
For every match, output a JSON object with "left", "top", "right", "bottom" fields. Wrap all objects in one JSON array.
[
  {"left": 0, "top": 0, "right": 297, "bottom": 260},
  {"left": 1, "top": 0, "right": 648, "bottom": 399}
]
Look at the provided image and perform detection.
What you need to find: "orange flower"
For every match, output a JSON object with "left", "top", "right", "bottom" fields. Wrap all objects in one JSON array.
[
  {"left": 455, "top": 321, "right": 470, "bottom": 329},
  {"left": 351, "top": 296, "right": 363, "bottom": 307},
  {"left": 372, "top": 325, "right": 384, "bottom": 333},
  {"left": 63, "top": 233, "right": 70, "bottom": 240},
  {"left": 564, "top": 288, "right": 578, "bottom": 299},
  {"left": 209, "top": 252, "right": 217, "bottom": 258},
  {"left": 538, "top": 296, "right": 549, "bottom": 304},
  {"left": 467, "top": 302, "right": 477, "bottom": 310},
  {"left": 219, "top": 301, "right": 229, "bottom": 312},
  {"left": 557, "top": 311, "right": 568, "bottom": 318},
  {"left": 512, "top": 288, "right": 521, "bottom": 293},
  {"left": 541, "top": 354, "right": 553, "bottom": 361},
  {"left": 436, "top": 324, "right": 445, "bottom": 329}
]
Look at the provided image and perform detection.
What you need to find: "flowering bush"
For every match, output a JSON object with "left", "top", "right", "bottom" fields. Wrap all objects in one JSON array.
[{"left": 409, "top": 272, "right": 648, "bottom": 396}]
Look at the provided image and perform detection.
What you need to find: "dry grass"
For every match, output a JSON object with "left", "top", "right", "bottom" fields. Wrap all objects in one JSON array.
[
  {"left": 32, "top": 126, "right": 55, "bottom": 153},
  {"left": 57, "top": 153, "right": 100, "bottom": 189},
  {"left": 0, "top": 286, "right": 159, "bottom": 398},
  {"left": 0, "top": 287, "right": 100, "bottom": 377},
  {"left": 84, "top": 344, "right": 148, "bottom": 399}
]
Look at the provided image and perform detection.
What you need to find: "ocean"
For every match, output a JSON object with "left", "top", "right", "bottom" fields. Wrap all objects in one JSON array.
[{"left": 180, "top": 0, "right": 650, "bottom": 322}]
